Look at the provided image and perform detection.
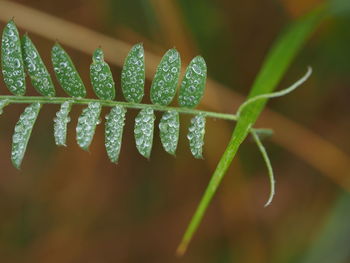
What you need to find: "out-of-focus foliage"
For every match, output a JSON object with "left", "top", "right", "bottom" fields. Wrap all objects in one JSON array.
[
  {"left": 0, "top": 0, "right": 349, "bottom": 262},
  {"left": 301, "top": 192, "right": 350, "bottom": 263}
]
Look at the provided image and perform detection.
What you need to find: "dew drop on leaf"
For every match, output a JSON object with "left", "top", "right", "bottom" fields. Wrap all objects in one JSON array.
[
  {"left": 159, "top": 110, "right": 179, "bottom": 155},
  {"left": 76, "top": 102, "right": 102, "bottom": 150},
  {"left": 54, "top": 101, "right": 72, "bottom": 146},
  {"left": 22, "top": 34, "right": 56, "bottom": 97},
  {"left": 51, "top": 43, "right": 86, "bottom": 98},
  {"left": 1, "top": 20, "right": 26, "bottom": 96},
  {"left": 178, "top": 56, "right": 207, "bottom": 108},
  {"left": 11, "top": 103, "right": 41, "bottom": 169},
  {"left": 151, "top": 49, "right": 181, "bottom": 106},
  {"left": 90, "top": 48, "right": 116, "bottom": 100},
  {"left": 105, "top": 105, "right": 126, "bottom": 163},
  {"left": 134, "top": 108, "right": 155, "bottom": 158},
  {"left": 187, "top": 114, "right": 206, "bottom": 159},
  {"left": 121, "top": 43, "right": 145, "bottom": 103}
]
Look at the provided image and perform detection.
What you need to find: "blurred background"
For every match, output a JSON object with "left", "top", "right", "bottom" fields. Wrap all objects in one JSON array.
[{"left": 0, "top": 0, "right": 349, "bottom": 262}]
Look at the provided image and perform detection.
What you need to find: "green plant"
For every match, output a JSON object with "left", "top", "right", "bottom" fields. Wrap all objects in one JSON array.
[{"left": 0, "top": 3, "right": 326, "bottom": 256}]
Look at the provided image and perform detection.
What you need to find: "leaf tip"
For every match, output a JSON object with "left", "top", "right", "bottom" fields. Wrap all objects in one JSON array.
[
  {"left": 12, "top": 160, "right": 21, "bottom": 170},
  {"left": 82, "top": 147, "right": 90, "bottom": 152},
  {"left": 176, "top": 241, "right": 189, "bottom": 257},
  {"left": 133, "top": 42, "right": 144, "bottom": 54},
  {"left": 8, "top": 17, "right": 16, "bottom": 25},
  {"left": 53, "top": 41, "right": 61, "bottom": 48},
  {"left": 93, "top": 48, "right": 104, "bottom": 62}
]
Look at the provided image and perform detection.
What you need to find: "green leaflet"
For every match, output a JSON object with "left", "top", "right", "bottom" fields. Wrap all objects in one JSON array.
[
  {"left": 22, "top": 34, "right": 56, "bottom": 97},
  {"left": 51, "top": 43, "right": 86, "bottom": 98},
  {"left": 187, "top": 114, "right": 206, "bottom": 159},
  {"left": 0, "top": 99, "right": 9, "bottom": 115},
  {"left": 1, "top": 20, "right": 26, "bottom": 96},
  {"left": 90, "top": 48, "right": 116, "bottom": 100},
  {"left": 178, "top": 56, "right": 207, "bottom": 108},
  {"left": 134, "top": 108, "right": 155, "bottom": 158},
  {"left": 53, "top": 101, "right": 72, "bottom": 146},
  {"left": 105, "top": 106, "right": 126, "bottom": 163},
  {"left": 121, "top": 43, "right": 145, "bottom": 103},
  {"left": 11, "top": 103, "right": 41, "bottom": 169},
  {"left": 159, "top": 110, "right": 179, "bottom": 155},
  {"left": 150, "top": 49, "right": 181, "bottom": 105},
  {"left": 76, "top": 102, "right": 102, "bottom": 150}
]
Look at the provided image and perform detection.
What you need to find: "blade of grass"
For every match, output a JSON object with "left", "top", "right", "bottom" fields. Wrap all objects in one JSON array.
[{"left": 176, "top": 4, "right": 327, "bottom": 256}]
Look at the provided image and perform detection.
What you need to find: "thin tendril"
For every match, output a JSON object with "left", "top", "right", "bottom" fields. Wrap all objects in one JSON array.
[
  {"left": 251, "top": 129, "right": 275, "bottom": 207},
  {"left": 236, "top": 66, "right": 312, "bottom": 117}
]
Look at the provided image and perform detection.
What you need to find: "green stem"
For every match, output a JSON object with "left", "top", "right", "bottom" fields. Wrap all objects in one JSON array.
[
  {"left": 176, "top": 67, "right": 312, "bottom": 256},
  {"left": 176, "top": 4, "right": 326, "bottom": 255},
  {"left": 0, "top": 95, "right": 238, "bottom": 121},
  {"left": 176, "top": 130, "right": 242, "bottom": 256}
]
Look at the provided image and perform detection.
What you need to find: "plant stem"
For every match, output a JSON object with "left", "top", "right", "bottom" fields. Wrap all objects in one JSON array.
[
  {"left": 176, "top": 5, "right": 326, "bottom": 256},
  {"left": 0, "top": 95, "right": 237, "bottom": 121},
  {"left": 176, "top": 131, "right": 242, "bottom": 256}
]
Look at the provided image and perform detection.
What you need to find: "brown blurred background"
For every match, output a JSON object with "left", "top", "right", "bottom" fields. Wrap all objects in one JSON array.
[{"left": 0, "top": 0, "right": 349, "bottom": 262}]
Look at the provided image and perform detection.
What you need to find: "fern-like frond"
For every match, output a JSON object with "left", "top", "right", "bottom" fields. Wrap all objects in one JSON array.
[
  {"left": 1, "top": 19, "right": 231, "bottom": 168},
  {"left": 0, "top": 15, "right": 317, "bottom": 256}
]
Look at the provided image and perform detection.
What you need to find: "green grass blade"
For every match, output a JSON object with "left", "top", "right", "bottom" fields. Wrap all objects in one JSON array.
[
  {"left": 11, "top": 103, "right": 41, "bottom": 169},
  {"left": 159, "top": 110, "right": 180, "bottom": 155},
  {"left": 76, "top": 102, "right": 102, "bottom": 151},
  {"left": 177, "top": 5, "right": 327, "bottom": 256},
  {"left": 151, "top": 48, "right": 181, "bottom": 105},
  {"left": 251, "top": 129, "right": 275, "bottom": 207},
  {"left": 121, "top": 43, "right": 145, "bottom": 103},
  {"left": 105, "top": 106, "right": 126, "bottom": 163},
  {"left": 187, "top": 114, "right": 206, "bottom": 159},
  {"left": 51, "top": 43, "right": 86, "bottom": 98},
  {"left": 134, "top": 108, "right": 155, "bottom": 158},
  {"left": 90, "top": 48, "right": 116, "bottom": 100},
  {"left": 54, "top": 101, "right": 72, "bottom": 146},
  {"left": 22, "top": 34, "right": 56, "bottom": 97},
  {"left": 178, "top": 56, "right": 207, "bottom": 108},
  {"left": 1, "top": 20, "right": 26, "bottom": 96}
]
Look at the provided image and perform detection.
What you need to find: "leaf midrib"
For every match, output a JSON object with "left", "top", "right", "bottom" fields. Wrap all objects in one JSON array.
[{"left": 0, "top": 95, "right": 237, "bottom": 121}]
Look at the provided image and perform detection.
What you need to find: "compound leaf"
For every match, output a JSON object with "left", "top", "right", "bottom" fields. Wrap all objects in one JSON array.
[
  {"left": 76, "top": 102, "right": 102, "bottom": 150},
  {"left": 90, "top": 48, "right": 116, "bottom": 100},
  {"left": 105, "top": 105, "right": 126, "bottom": 163},
  {"left": 51, "top": 43, "right": 86, "bottom": 98},
  {"left": 54, "top": 101, "right": 72, "bottom": 146},
  {"left": 151, "top": 48, "right": 181, "bottom": 105},
  {"left": 178, "top": 56, "right": 207, "bottom": 108},
  {"left": 134, "top": 108, "right": 155, "bottom": 158},
  {"left": 1, "top": 20, "right": 26, "bottom": 96},
  {"left": 121, "top": 43, "right": 145, "bottom": 103},
  {"left": 11, "top": 103, "right": 41, "bottom": 169},
  {"left": 159, "top": 110, "right": 179, "bottom": 155},
  {"left": 22, "top": 34, "right": 55, "bottom": 97}
]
